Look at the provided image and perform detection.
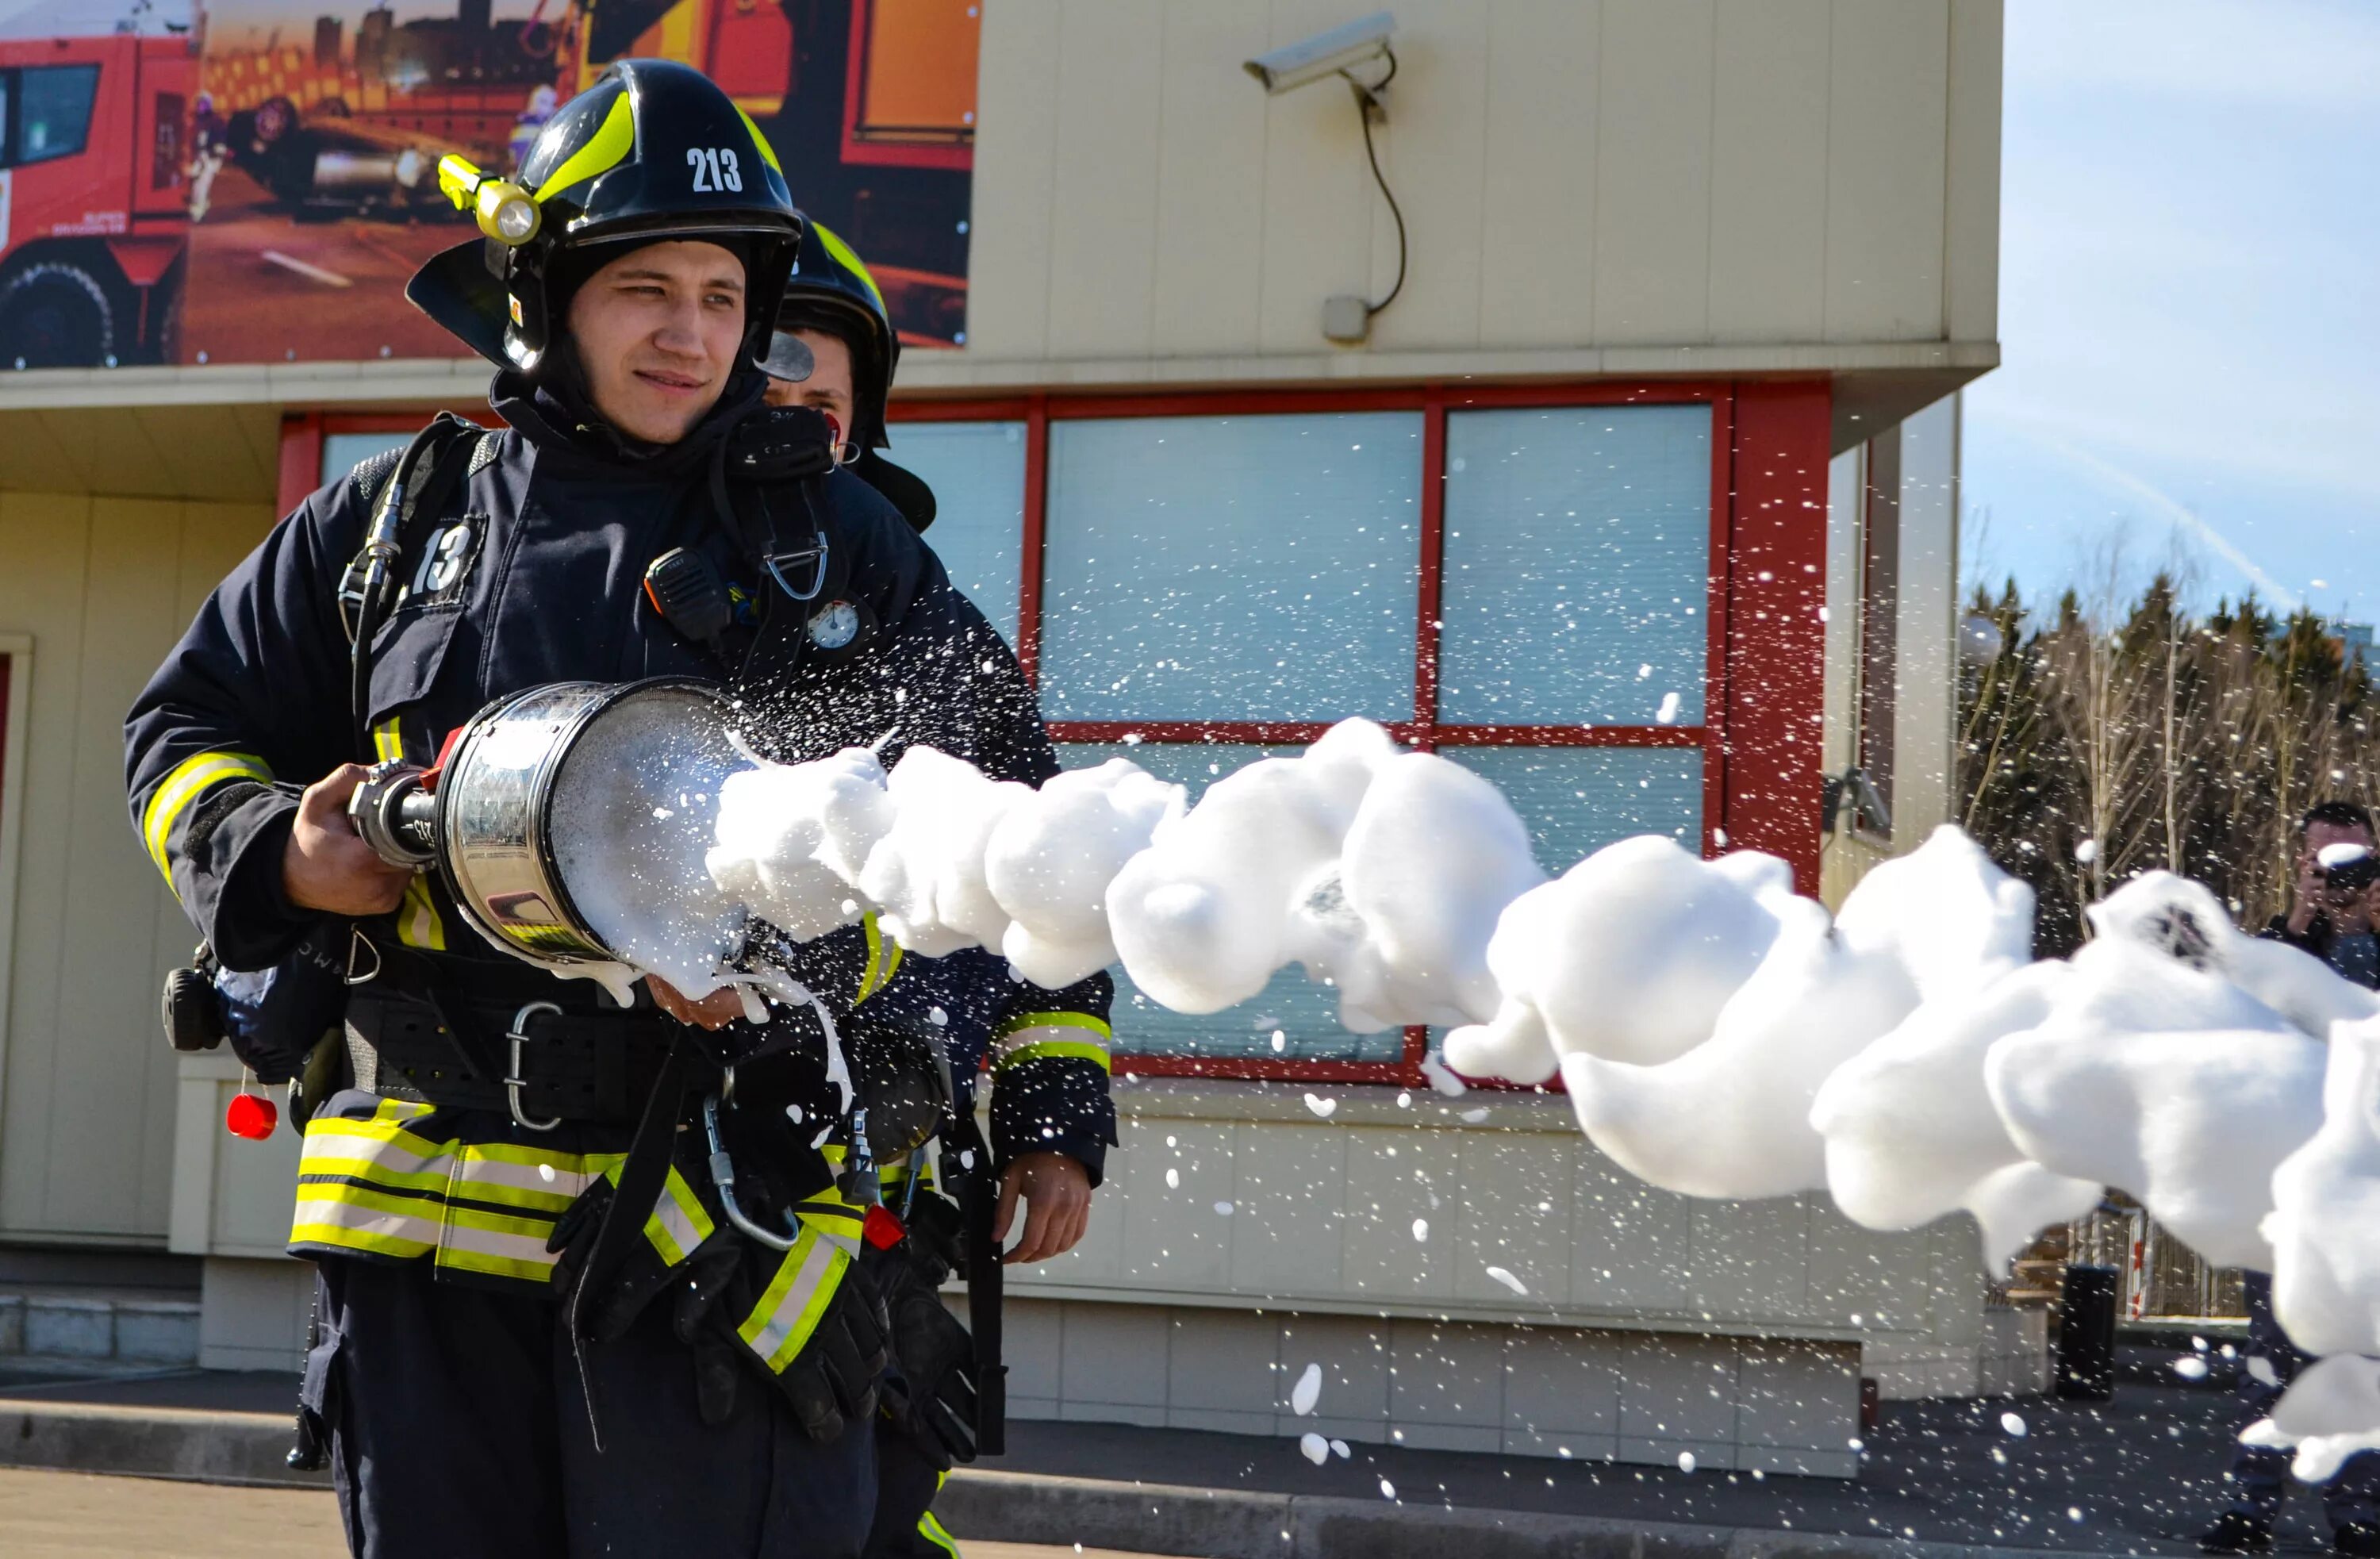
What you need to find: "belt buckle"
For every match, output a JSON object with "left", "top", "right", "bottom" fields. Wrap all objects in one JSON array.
[{"left": 504, "top": 1000, "right": 564, "bottom": 1132}]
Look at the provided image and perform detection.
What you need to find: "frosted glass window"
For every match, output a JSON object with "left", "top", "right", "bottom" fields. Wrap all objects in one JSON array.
[
  {"left": 1445, "top": 746, "right": 1702, "bottom": 879},
  {"left": 1039, "top": 414, "right": 1422, "bottom": 723},
  {"left": 889, "top": 420, "right": 1025, "bottom": 647},
  {"left": 320, "top": 432, "right": 411, "bottom": 490},
  {"left": 1057, "top": 743, "right": 1404, "bottom": 1065},
  {"left": 1439, "top": 405, "right": 1711, "bottom": 727}
]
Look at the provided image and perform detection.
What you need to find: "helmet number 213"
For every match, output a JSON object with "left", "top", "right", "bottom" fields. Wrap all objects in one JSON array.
[{"left": 687, "top": 147, "right": 743, "bottom": 194}]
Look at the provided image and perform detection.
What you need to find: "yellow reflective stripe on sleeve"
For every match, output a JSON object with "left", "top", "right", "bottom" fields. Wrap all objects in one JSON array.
[
  {"left": 536, "top": 91, "right": 635, "bottom": 202},
  {"left": 141, "top": 751, "right": 273, "bottom": 880},
  {"left": 991, "top": 1012, "right": 1112, "bottom": 1072},
  {"left": 372, "top": 717, "right": 450, "bottom": 950},
  {"left": 736, "top": 1225, "right": 849, "bottom": 1373},
  {"left": 855, "top": 913, "right": 904, "bottom": 1004},
  {"left": 397, "top": 877, "right": 448, "bottom": 950},
  {"left": 996, "top": 1038, "right": 1112, "bottom": 1073}
]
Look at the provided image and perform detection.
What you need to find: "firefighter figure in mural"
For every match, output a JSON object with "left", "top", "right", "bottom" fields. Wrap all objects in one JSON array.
[
  {"left": 125, "top": 61, "right": 1115, "bottom": 1557},
  {"left": 760, "top": 225, "right": 1041, "bottom": 1559}
]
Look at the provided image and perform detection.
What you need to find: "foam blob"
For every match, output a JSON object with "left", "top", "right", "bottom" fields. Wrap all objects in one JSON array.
[
  {"left": 2240, "top": 1355, "right": 2380, "bottom": 1484},
  {"left": 2267, "top": 1020, "right": 2380, "bottom": 1358},
  {"left": 707, "top": 747, "right": 890, "bottom": 940},
  {"left": 1106, "top": 721, "right": 1394, "bottom": 1014},
  {"left": 858, "top": 745, "right": 1032, "bottom": 958},
  {"left": 1564, "top": 896, "right": 1917, "bottom": 1200},
  {"left": 1986, "top": 908, "right": 2324, "bottom": 1269},
  {"left": 1330, "top": 751, "right": 1544, "bottom": 1031},
  {"left": 986, "top": 758, "right": 1185, "bottom": 988},
  {"left": 1445, "top": 837, "right": 1793, "bottom": 1085},
  {"left": 2089, "top": 872, "right": 2379, "bottom": 1038},
  {"left": 1813, "top": 959, "right": 2100, "bottom": 1262},
  {"left": 1831, "top": 827, "right": 2036, "bottom": 1004}
]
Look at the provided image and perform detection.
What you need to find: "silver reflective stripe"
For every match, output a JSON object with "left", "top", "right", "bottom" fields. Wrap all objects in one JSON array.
[{"left": 738, "top": 1228, "right": 844, "bottom": 1372}]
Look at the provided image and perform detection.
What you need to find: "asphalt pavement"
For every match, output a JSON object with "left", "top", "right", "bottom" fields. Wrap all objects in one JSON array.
[{"left": 0, "top": 1345, "right": 2331, "bottom": 1557}]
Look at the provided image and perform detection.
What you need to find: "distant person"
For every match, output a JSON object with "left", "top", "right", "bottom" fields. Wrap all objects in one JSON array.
[
  {"left": 2263, "top": 801, "right": 2380, "bottom": 989},
  {"left": 186, "top": 92, "right": 227, "bottom": 222},
  {"left": 2203, "top": 802, "right": 2380, "bottom": 1555}
]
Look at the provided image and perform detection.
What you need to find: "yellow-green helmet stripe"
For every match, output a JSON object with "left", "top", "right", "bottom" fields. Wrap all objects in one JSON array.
[
  {"left": 737, "top": 107, "right": 783, "bottom": 174},
  {"left": 811, "top": 224, "right": 886, "bottom": 317},
  {"left": 534, "top": 92, "right": 635, "bottom": 205}
]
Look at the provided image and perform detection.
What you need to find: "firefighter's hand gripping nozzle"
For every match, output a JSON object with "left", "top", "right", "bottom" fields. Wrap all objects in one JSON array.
[{"left": 348, "top": 760, "right": 439, "bottom": 870}]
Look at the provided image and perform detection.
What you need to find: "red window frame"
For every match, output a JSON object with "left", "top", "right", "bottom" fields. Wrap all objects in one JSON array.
[{"left": 279, "top": 378, "right": 1829, "bottom": 1089}]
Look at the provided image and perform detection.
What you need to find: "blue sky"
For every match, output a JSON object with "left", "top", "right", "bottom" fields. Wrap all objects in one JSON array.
[{"left": 1963, "top": 0, "right": 2380, "bottom": 622}]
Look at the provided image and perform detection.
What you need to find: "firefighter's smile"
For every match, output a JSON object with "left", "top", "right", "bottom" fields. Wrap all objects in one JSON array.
[{"left": 635, "top": 368, "right": 708, "bottom": 396}]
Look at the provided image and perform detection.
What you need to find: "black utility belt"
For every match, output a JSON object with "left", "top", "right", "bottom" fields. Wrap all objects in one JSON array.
[{"left": 346, "top": 988, "right": 677, "bottom": 1127}]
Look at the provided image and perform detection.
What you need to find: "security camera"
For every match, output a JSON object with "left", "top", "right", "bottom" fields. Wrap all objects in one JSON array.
[{"left": 1243, "top": 11, "right": 1395, "bottom": 95}]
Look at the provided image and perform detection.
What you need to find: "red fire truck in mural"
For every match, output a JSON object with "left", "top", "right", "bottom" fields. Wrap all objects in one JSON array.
[{"left": 0, "top": 32, "right": 195, "bottom": 367}]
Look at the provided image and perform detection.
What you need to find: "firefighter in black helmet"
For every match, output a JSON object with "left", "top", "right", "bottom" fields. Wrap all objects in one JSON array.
[
  {"left": 766, "top": 227, "right": 1110, "bottom": 1559},
  {"left": 762, "top": 221, "right": 936, "bottom": 532},
  {"left": 125, "top": 59, "right": 1115, "bottom": 1558}
]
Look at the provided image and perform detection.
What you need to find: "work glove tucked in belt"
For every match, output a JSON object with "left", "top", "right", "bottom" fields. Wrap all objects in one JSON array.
[{"left": 668, "top": 1218, "right": 889, "bottom": 1438}]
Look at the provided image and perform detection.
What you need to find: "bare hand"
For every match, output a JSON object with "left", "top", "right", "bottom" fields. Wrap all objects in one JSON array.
[
  {"left": 647, "top": 975, "right": 747, "bottom": 1030},
  {"left": 2289, "top": 850, "right": 2324, "bottom": 935},
  {"left": 994, "top": 1152, "right": 1092, "bottom": 1264},
  {"left": 282, "top": 764, "right": 413, "bottom": 916}
]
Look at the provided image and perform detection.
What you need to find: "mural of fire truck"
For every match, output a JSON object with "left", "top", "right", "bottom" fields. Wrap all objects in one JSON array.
[
  {"left": 0, "top": 31, "right": 196, "bottom": 367},
  {"left": 191, "top": 0, "right": 977, "bottom": 348}
]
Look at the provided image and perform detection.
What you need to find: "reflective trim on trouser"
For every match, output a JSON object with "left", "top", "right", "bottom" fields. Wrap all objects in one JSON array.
[
  {"left": 990, "top": 1011, "right": 1112, "bottom": 1073},
  {"left": 919, "top": 1470, "right": 960, "bottom": 1557},
  {"left": 291, "top": 1104, "right": 713, "bottom": 1283},
  {"left": 141, "top": 749, "right": 272, "bottom": 884}
]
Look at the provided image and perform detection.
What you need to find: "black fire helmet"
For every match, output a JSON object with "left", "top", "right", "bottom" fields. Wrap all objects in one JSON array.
[
  {"left": 405, "top": 60, "right": 804, "bottom": 378},
  {"left": 761, "top": 223, "right": 936, "bottom": 532}
]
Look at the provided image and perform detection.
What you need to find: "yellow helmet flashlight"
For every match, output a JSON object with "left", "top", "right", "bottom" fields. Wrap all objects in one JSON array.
[{"left": 439, "top": 155, "right": 542, "bottom": 246}]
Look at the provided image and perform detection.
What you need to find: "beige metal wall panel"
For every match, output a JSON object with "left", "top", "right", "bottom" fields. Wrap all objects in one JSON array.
[
  {"left": 1358, "top": 3, "right": 1489, "bottom": 353},
  {"left": 1591, "top": 0, "right": 1716, "bottom": 347},
  {"left": 1477, "top": 0, "right": 1601, "bottom": 349},
  {"left": 1823, "top": 0, "right": 1951, "bottom": 342},
  {"left": 0, "top": 494, "right": 271, "bottom": 1242},
  {"left": 1708, "top": 0, "right": 1831, "bottom": 344},
  {"left": 1150, "top": 0, "right": 1274, "bottom": 356},
  {"left": 1255, "top": 0, "right": 1386, "bottom": 354},
  {"left": 1943, "top": 0, "right": 2005, "bottom": 344},
  {"left": 1043, "top": 1, "right": 1167, "bottom": 362},
  {"left": 961, "top": 0, "right": 1065, "bottom": 360}
]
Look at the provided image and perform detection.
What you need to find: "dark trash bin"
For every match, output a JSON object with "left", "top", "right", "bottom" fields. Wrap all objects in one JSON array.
[{"left": 2057, "top": 1263, "right": 2120, "bottom": 1400}]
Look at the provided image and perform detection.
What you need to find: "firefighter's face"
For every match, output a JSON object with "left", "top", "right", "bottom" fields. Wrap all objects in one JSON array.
[
  {"left": 761, "top": 328, "right": 855, "bottom": 436},
  {"left": 565, "top": 240, "right": 747, "bottom": 444}
]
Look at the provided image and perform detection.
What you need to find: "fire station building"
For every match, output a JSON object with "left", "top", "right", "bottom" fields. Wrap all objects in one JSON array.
[{"left": 0, "top": 0, "right": 2006, "bottom": 1476}]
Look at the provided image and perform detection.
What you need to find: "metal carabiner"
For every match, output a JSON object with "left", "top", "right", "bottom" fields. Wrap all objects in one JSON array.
[
  {"left": 504, "top": 1000, "right": 564, "bottom": 1133},
  {"left": 702, "top": 1092, "right": 797, "bottom": 1251},
  {"left": 763, "top": 532, "right": 831, "bottom": 602}
]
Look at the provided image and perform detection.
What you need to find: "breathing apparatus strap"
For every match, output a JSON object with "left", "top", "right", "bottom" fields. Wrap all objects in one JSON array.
[{"left": 341, "top": 413, "right": 482, "bottom": 760}]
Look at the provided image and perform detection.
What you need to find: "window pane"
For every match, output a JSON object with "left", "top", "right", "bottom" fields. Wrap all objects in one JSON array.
[
  {"left": 19, "top": 65, "right": 98, "bottom": 165},
  {"left": 1040, "top": 413, "right": 1422, "bottom": 723},
  {"left": 1440, "top": 405, "right": 1711, "bottom": 727},
  {"left": 321, "top": 432, "right": 411, "bottom": 489},
  {"left": 889, "top": 420, "right": 1024, "bottom": 646},
  {"left": 1442, "top": 745, "right": 1702, "bottom": 878},
  {"left": 1057, "top": 742, "right": 1404, "bottom": 1065}
]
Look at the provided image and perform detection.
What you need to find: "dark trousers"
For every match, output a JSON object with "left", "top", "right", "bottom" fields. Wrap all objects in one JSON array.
[
  {"left": 306, "top": 1255, "right": 877, "bottom": 1558},
  {"left": 864, "top": 1421, "right": 960, "bottom": 1557},
  {"left": 2228, "top": 1270, "right": 2380, "bottom": 1531}
]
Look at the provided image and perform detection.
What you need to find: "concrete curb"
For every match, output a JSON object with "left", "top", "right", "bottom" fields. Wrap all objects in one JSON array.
[{"left": 0, "top": 1398, "right": 2127, "bottom": 1559}]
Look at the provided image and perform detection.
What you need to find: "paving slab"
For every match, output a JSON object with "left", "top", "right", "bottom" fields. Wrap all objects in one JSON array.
[{"left": 0, "top": 1346, "right": 2325, "bottom": 1558}]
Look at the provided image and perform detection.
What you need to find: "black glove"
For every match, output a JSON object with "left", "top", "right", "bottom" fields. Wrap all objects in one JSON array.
[
  {"left": 673, "top": 1230, "right": 751, "bottom": 1427},
  {"left": 777, "top": 1255, "right": 891, "bottom": 1442},
  {"left": 868, "top": 1192, "right": 980, "bottom": 1467}
]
